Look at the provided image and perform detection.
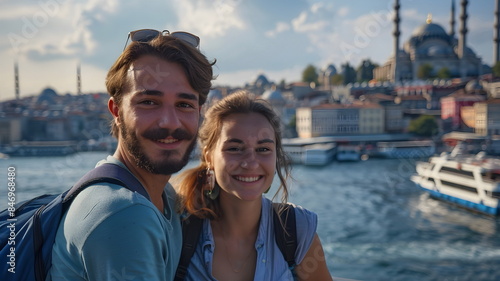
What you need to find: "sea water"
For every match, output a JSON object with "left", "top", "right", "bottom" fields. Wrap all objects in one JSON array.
[{"left": 1, "top": 151, "right": 499, "bottom": 281}]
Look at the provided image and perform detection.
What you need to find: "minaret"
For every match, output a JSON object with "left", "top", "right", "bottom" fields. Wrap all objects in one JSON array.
[
  {"left": 77, "top": 62, "right": 82, "bottom": 95},
  {"left": 14, "top": 61, "right": 20, "bottom": 100},
  {"left": 393, "top": 0, "right": 401, "bottom": 82},
  {"left": 494, "top": 0, "right": 500, "bottom": 64},
  {"left": 459, "top": 0, "right": 468, "bottom": 80},
  {"left": 450, "top": 0, "right": 456, "bottom": 40}
]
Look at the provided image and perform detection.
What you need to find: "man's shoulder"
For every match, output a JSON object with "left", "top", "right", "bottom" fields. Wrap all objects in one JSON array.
[{"left": 69, "top": 182, "right": 154, "bottom": 219}]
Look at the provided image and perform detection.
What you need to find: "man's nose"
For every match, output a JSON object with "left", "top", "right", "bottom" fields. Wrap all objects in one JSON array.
[{"left": 158, "top": 106, "right": 181, "bottom": 129}]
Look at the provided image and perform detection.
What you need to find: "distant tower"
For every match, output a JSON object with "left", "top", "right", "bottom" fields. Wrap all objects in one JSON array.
[
  {"left": 495, "top": 0, "right": 500, "bottom": 63},
  {"left": 77, "top": 62, "right": 82, "bottom": 95},
  {"left": 450, "top": 0, "right": 456, "bottom": 39},
  {"left": 459, "top": 0, "right": 468, "bottom": 79},
  {"left": 393, "top": 0, "right": 401, "bottom": 82},
  {"left": 14, "top": 61, "right": 20, "bottom": 100}
]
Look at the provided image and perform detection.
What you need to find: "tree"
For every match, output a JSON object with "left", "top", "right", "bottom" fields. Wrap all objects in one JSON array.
[
  {"left": 278, "top": 79, "right": 286, "bottom": 90},
  {"left": 417, "top": 63, "right": 434, "bottom": 79},
  {"left": 302, "top": 64, "right": 319, "bottom": 85},
  {"left": 408, "top": 115, "right": 438, "bottom": 137},
  {"left": 341, "top": 62, "right": 357, "bottom": 85},
  {"left": 493, "top": 61, "right": 500, "bottom": 77},
  {"left": 331, "top": 74, "right": 344, "bottom": 86},
  {"left": 356, "top": 59, "right": 378, "bottom": 82},
  {"left": 436, "top": 67, "right": 451, "bottom": 79}
]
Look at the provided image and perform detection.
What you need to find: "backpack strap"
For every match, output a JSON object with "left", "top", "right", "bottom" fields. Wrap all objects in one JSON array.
[
  {"left": 174, "top": 203, "right": 297, "bottom": 281},
  {"left": 62, "top": 163, "right": 150, "bottom": 206},
  {"left": 273, "top": 202, "right": 297, "bottom": 268},
  {"left": 174, "top": 215, "right": 204, "bottom": 281},
  {"left": 34, "top": 163, "right": 150, "bottom": 281}
]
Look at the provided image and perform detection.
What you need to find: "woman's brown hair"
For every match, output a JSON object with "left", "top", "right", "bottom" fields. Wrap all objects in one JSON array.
[{"left": 176, "top": 90, "right": 291, "bottom": 219}]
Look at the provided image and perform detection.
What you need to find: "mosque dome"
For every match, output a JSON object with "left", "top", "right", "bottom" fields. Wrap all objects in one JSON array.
[
  {"left": 262, "top": 88, "right": 285, "bottom": 105},
  {"left": 412, "top": 22, "right": 448, "bottom": 38},
  {"left": 465, "top": 79, "right": 483, "bottom": 93},
  {"left": 323, "top": 64, "right": 337, "bottom": 77},
  {"left": 36, "top": 87, "right": 58, "bottom": 104},
  {"left": 254, "top": 74, "right": 270, "bottom": 88},
  {"left": 427, "top": 45, "right": 453, "bottom": 57}
]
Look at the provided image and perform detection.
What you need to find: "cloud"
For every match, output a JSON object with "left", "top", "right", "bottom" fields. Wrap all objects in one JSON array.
[
  {"left": 214, "top": 65, "right": 303, "bottom": 87},
  {"left": 5, "top": 0, "right": 118, "bottom": 59},
  {"left": 338, "top": 7, "right": 349, "bottom": 17},
  {"left": 265, "top": 22, "right": 290, "bottom": 38},
  {"left": 171, "top": 0, "right": 246, "bottom": 38}
]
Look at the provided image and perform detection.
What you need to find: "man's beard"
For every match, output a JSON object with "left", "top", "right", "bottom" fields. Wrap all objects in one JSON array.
[{"left": 119, "top": 118, "right": 197, "bottom": 175}]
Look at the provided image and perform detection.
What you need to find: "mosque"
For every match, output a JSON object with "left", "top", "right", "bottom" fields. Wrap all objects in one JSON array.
[{"left": 371, "top": 0, "right": 497, "bottom": 82}]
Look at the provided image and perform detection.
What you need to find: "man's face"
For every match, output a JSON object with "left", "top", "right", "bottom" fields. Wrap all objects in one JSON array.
[{"left": 116, "top": 55, "right": 200, "bottom": 175}]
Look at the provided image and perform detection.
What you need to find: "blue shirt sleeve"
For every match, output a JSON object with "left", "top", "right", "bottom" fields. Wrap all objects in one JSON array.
[
  {"left": 293, "top": 204, "right": 318, "bottom": 264},
  {"left": 81, "top": 204, "right": 169, "bottom": 280}
]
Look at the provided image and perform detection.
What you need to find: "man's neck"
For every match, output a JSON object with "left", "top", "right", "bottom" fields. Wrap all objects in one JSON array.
[{"left": 113, "top": 147, "right": 171, "bottom": 212}]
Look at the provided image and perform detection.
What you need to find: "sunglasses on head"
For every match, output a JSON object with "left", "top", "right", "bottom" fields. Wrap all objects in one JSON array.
[{"left": 123, "top": 29, "right": 200, "bottom": 50}]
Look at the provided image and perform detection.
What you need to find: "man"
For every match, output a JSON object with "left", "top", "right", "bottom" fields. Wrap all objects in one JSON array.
[{"left": 48, "top": 30, "right": 214, "bottom": 280}]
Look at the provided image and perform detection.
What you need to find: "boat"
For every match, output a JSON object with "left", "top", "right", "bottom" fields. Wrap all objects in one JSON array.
[
  {"left": 1, "top": 141, "right": 77, "bottom": 157},
  {"left": 377, "top": 140, "right": 435, "bottom": 158},
  {"left": 410, "top": 144, "right": 500, "bottom": 215},
  {"left": 302, "top": 143, "right": 336, "bottom": 166},
  {"left": 282, "top": 138, "right": 336, "bottom": 165},
  {"left": 336, "top": 145, "right": 361, "bottom": 161}
]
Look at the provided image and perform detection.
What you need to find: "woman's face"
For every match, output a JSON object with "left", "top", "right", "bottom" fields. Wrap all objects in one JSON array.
[{"left": 209, "top": 112, "right": 277, "bottom": 202}]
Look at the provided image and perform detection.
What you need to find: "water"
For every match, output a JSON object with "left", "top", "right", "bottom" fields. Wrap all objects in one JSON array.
[{"left": 2, "top": 152, "right": 500, "bottom": 281}]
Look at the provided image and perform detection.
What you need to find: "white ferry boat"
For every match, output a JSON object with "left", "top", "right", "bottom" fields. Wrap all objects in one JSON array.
[
  {"left": 302, "top": 143, "right": 336, "bottom": 166},
  {"left": 377, "top": 140, "right": 435, "bottom": 158},
  {"left": 410, "top": 145, "right": 500, "bottom": 215}
]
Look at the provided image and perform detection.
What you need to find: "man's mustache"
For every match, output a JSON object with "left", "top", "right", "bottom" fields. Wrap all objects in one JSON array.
[{"left": 142, "top": 128, "right": 195, "bottom": 141}]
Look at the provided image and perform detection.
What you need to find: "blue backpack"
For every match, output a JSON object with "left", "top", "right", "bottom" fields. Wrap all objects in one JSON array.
[{"left": 0, "top": 163, "right": 149, "bottom": 281}]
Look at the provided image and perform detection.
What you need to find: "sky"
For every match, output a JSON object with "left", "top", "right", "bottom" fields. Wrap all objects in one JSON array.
[{"left": 0, "top": 0, "right": 496, "bottom": 101}]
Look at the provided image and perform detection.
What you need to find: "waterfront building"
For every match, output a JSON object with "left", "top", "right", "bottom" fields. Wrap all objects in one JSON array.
[
  {"left": 394, "top": 81, "right": 461, "bottom": 109},
  {"left": 474, "top": 99, "right": 500, "bottom": 136},
  {"left": 296, "top": 103, "right": 384, "bottom": 138},
  {"left": 0, "top": 88, "right": 111, "bottom": 147},
  {"left": 0, "top": 117, "right": 22, "bottom": 144},
  {"left": 440, "top": 85, "right": 486, "bottom": 132}
]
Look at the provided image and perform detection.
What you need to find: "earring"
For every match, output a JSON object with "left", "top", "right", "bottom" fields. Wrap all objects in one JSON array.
[{"left": 204, "top": 168, "right": 219, "bottom": 200}]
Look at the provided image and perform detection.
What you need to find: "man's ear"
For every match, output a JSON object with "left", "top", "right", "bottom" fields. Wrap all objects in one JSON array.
[
  {"left": 108, "top": 98, "right": 120, "bottom": 127},
  {"left": 108, "top": 98, "right": 119, "bottom": 118}
]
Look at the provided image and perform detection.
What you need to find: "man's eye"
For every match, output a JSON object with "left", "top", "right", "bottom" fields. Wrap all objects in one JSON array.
[
  {"left": 139, "top": 100, "right": 156, "bottom": 105},
  {"left": 178, "top": 102, "right": 195, "bottom": 109}
]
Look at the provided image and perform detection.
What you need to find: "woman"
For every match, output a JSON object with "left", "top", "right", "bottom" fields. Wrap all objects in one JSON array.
[{"left": 176, "top": 91, "right": 332, "bottom": 281}]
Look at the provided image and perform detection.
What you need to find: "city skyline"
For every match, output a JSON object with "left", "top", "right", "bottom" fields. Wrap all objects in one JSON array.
[{"left": 0, "top": 0, "right": 496, "bottom": 101}]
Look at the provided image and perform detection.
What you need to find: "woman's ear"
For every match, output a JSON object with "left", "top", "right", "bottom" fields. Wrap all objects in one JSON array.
[{"left": 204, "top": 149, "right": 212, "bottom": 166}]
